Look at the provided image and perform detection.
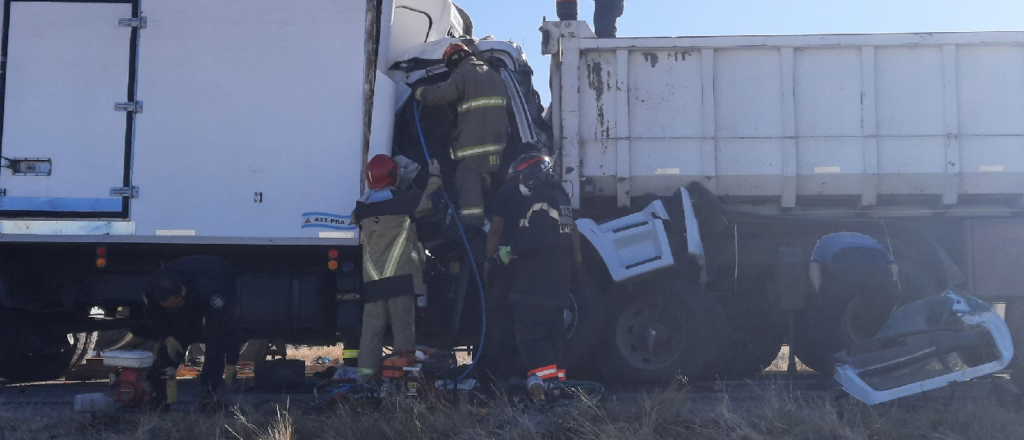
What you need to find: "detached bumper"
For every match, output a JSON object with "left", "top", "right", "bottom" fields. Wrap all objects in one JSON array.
[{"left": 835, "top": 290, "right": 1013, "bottom": 405}]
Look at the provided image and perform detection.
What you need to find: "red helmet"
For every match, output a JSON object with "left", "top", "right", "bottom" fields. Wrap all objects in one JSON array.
[
  {"left": 365, "top": 154, "right": 398, "bottom": 190},
  {"left": 443, "top": 42, "right": 470, "bottom": 61}
]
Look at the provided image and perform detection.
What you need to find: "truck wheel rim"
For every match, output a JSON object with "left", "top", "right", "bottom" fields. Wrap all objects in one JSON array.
[{"left": 616, "top": 303, "right": 682, "bottom": 369}]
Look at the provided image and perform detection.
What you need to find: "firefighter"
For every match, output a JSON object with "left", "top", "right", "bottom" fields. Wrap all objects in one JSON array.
[
  {"left": 414, "top": 42, "right": 508, "bottom": 230},
  {"left": 809, "top": 232, "right": 899, "bottom": 295},
  {"left": 556, "top": 0, "right": 625, "bottom": 38},
  {"left": 475, "top": 166, "right": 532, "bottom": 382},
  {"left": 351, "top": 154, "right": 442, "bottom": 379},
  {"left": 142, "top": 255, "right": 244, "bottom": 410},
  {"left": 807, "top": 232, "right": 901, "bottom": 352},
  {"left": 491, "top": 153, "right": 578, "bottom": 403}
]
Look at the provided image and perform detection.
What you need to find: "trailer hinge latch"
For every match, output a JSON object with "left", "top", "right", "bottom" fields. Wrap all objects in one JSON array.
[
  {"left": 114, "top": 101, "right": 143, "bottom": 113},
  {"left": 110, "top": 186, "right": 139, "bottom": 199},
  {"left": 118, "top": 16, "right": 147, "bottom": 29}
]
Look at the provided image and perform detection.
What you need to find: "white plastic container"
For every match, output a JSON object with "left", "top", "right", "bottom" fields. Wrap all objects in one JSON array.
[
  {"left": 102, "top": 350, "right": 154, "bottom": 369},
  {"left": 74, "top": 393, "right": 114, "bottom": 412}
]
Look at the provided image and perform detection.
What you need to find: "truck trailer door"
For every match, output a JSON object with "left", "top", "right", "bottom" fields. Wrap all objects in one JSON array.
[{"left": 0, "top": 0, "right": 139, "bottom": 218}]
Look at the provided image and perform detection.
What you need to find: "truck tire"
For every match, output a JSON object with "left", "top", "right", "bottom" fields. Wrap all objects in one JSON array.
[
  {"left": 96, "top": 329, "right": 137, "bottom": 352},
  {"left": 0, "top": 330, "right": 96, "bottom": 382},
  {"left": 794, "top": 258, "right": 947, "bottom": 374},
  {"left": 896, "top": 259, "right": 944, "bottom": 301},
  {"left": 794, "top": 287, "right": 898, "bottom": 374},
  {"left": 560, "top": 273, "right": 610, "bottom": 375},
  {"left": 70, "top": 332, "right": 98, "bottom": 368},
  {"left": 1004, "top": 301, "right": 1024, "bottom": 392},
  {"left": 697, "top": 294, "right": 785, "bottom": 380},
  {"left": 599, "top": 275, "right": 718, "bottom": 382}
]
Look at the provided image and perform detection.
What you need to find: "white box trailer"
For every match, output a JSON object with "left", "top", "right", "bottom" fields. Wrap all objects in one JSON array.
[
  {"left": 538, "top": 22, "right": 1023, "bottom": 381},
  {"left": 1, "top": 0, "right": 375, "bottom": 242},
  {"left": 0, "top": 0, "right": 490, "bottom": 382}
]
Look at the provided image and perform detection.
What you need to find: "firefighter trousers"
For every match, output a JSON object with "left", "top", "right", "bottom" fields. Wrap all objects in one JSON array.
[
  {"left": 594, "top": 0, "right": 625, "bottom": 38},
  {"left": 513, "top": 305, "right": 566, "bottom": 380},
  {"left": 357, "top": 294, "right": 417, "bottom": 375},
  {"left": 455, "top": 153, "right": 501, "bottom": 228}
]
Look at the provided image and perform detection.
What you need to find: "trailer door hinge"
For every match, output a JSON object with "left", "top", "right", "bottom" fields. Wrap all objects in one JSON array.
[
  {"left": 118, "top": 16, "right": 147, "bottom": 29},
  {"left": 110, "top": 186, "right": 139, "bottom": 199},
  {"left": 114, "top": 101, "right": 143, "bottom": 113}
]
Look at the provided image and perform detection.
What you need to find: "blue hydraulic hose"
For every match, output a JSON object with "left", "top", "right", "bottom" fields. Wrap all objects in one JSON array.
[{"left": 413, "top": 100, "right": 486, "bottom": 383}]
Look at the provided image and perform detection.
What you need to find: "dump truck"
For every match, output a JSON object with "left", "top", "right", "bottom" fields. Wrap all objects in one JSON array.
[
  {"left": 538, "top": 21, "right": 1020, "bottom": 380},
  {"left": 0, "top": 0, "right": 1016, "bottom": 385}
]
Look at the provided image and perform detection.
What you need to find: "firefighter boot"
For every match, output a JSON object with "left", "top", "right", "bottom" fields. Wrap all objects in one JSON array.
[{"left": 526, "top": 375, "right": 546, "bottom": 404}]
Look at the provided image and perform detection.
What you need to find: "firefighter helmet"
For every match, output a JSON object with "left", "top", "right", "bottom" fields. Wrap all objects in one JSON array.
[
  {"left": 511, "top": 153, "right": 556, "bottom": 190},
  {"left": 443, "top": 42, "right": 472, "bottom": 70},
  {"left": 365, "top": 154, "right": 398, "bottom": 190}
]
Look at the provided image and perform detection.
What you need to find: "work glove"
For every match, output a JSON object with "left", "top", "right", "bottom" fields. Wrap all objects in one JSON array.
[
  {"left": 414, "top": 87, "right": 425, "bottom": 101},
  {"left": 224, "top": 364, "right": 237, "bottom": 388},
  {"left": 496, "top": 246, "right": 515, "bottom": 265},
  {"left": 164, "top": 337, "right": 184, "bottom": 360}
]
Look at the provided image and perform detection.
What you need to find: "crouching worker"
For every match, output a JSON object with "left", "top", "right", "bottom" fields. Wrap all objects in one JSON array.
[
  {"left": 808, "top": 232, "right": 901, "bottom": 348},
  {"left": 809, "top": 232, "right": 899, "bottom": 296},
  {"left": 142, "top": 255, "right": 244, "bottom": 411},
  {"left": 491, "top": 153, "right": 577, "bottom": 404},
  {"left": 352, "top": 155, "right": 442, "bottom": 380}
]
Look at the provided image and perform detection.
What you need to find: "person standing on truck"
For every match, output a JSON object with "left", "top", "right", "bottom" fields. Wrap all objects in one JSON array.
[
  {"left": 352, "top": 154, "right": 442, "bottom": 380},
  {"left": 491, "top": 153, "right": 578, "bottom": 404},
  {"left": 141, "top": 255, "right": 244, "bottom": 411},
  {"left": 414, "top": 42, "right": 508, "bottom": 230},
  {"left": 556, "top": 0, "right": 626, "bottom": 38}
]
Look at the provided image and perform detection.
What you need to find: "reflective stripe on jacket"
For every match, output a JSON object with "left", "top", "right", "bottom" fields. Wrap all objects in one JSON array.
[
  {"left": 417, "top": 56, "right": 510, "bottom": 161},
  {"left": 352, "top": 175, "right": 442, "bottom": 296}
]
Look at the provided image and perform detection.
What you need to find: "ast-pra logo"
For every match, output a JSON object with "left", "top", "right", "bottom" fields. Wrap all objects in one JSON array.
[{"left": 301, "top": 212, "right": 358, "bottom": 230}]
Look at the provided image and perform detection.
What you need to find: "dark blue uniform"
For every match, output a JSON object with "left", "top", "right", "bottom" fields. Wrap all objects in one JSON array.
[
  {"left": 556, "top": 0, "right": 625, "bottom": 38},
  {"left": 507, "top": 182, "right": 575, "bottom": 379},
  {"left": 143, "top": 256, "right": 243, "bottom": 397}
]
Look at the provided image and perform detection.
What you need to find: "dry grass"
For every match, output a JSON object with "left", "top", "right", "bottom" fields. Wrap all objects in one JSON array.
[
  {"left": 2, "top": 378, "right": 1022, "bottom": 440},
  {"left": 285, "top": 345, "right": 347, "bottom": 363},
  {"left": 765, "top": 345, "right": 812, "bottom": 373}
]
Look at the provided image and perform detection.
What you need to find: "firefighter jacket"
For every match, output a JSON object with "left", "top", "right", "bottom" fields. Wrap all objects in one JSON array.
[
  {"left": 417, "top": 56, "right": 509, "bottom": 161},
  {"left": 352, "top": 175, "right": 442, "bottom": 302},
  {"left": 142, "top": 256, "right": 240, "bottom": 344},
  {"left": 506, "top": 183, "right": 575, "bottom": 309}
]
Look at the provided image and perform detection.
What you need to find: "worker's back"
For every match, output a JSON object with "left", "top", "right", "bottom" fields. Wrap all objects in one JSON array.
[{"left": 435, "top": 56, "right": 510, "bottom": 158}]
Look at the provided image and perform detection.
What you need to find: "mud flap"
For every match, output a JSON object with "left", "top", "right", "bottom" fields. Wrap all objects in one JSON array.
[{"left": 834, "top": 290, "right": 1013, "bottom": 405}]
